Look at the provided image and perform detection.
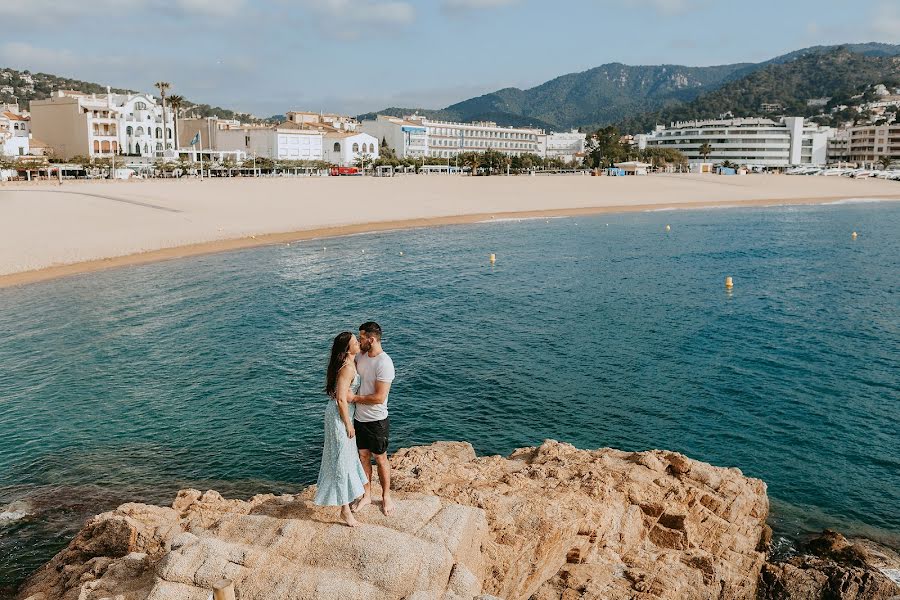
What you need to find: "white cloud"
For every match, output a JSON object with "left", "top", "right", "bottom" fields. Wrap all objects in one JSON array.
[
  {"left": 872, "top": 1, "right": 900, "bottom": 41},
  {"left": 301, "top": 0, "right": 415, "bottom": 25},
  {"left": 441, "top": 0, "right": 521, "bottom": 11}
]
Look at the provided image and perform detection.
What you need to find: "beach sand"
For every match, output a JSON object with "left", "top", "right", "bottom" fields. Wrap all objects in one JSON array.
[{"left": 1, "top": 173, "right": 898, "bottom": 287}]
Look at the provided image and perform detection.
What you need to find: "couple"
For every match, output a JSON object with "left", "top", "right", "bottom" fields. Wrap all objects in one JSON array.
[{"left": 313, "top": 321, "right": 396, "bottom": 527}]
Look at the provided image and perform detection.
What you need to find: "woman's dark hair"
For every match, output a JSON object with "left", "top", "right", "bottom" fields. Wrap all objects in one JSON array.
[{"left": 325, "top": 332, "right": 353, "bottom": 398}]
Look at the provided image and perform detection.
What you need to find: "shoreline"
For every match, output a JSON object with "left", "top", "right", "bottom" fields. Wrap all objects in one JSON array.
[{"left": 2, "top": 192, "right": 899, "bottom": 290}]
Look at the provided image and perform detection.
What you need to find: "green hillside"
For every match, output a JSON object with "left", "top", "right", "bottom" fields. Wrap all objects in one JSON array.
[{"left": 617, "top": 48, "right": 900, "bottom": 133}]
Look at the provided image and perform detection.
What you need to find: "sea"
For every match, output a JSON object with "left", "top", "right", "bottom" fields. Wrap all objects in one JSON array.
[{"left": 1, "top": 200, "right": 898, "bottom": 595}]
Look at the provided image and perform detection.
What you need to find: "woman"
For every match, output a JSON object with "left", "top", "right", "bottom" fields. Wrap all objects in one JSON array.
[{"left": 314, "top": 332, "right": 368, "bottom": 526}]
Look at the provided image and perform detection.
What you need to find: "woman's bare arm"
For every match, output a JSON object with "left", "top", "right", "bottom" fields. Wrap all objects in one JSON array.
[{"left": 334, "top": 364, "right": 356, "bottom": 438}]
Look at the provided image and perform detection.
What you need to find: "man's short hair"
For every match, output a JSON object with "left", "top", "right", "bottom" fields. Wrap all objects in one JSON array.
[{"left": 359, "top": 321, "right": 382, "bottom": 340}]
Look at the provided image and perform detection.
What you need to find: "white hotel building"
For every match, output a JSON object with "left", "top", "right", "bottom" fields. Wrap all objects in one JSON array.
[
  {"left": 404, "top": 116, "right": 544, "bottom": 159},
  {"left": 30, "top": 90, "right": 175, "bottom": 159},
  {"left": 0, "top": 107, "right": 30, "bottom": 157},
  {"left": 360, "top": 115, "right": 428, "bottom": 159},
  {"left": 637, "top": 117, "right": 833, "bottom": 167}
]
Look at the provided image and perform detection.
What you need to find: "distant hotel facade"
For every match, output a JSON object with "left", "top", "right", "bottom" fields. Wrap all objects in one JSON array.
[
  {"left": 844, "top": 124, "right": 900, "bottom": 166},
  {"left": 30, "top": 90, "right": 175, "bottom": 160},
  {"left": 408, "top": 116, "right": 543, "bottom": 159},
  {"left": 637, "top": 117, "right": 833, "bottom": 167}
]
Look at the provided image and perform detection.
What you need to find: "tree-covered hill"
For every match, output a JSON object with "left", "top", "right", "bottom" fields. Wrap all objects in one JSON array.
[
  {"left": 0, "top": 67, "right": 255, "bottom": 121},
  {"left": 358, "top": 43, "right": 900, "bottom": 131},
  {"left": 616, "top": 48, "right": 900, "bottom": 133}
]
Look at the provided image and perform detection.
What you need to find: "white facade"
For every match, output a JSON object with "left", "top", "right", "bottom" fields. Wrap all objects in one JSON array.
[
  {"left": 216, "top": 124, "right": 325, "bottom": 161},
  {"left": 405, "top": 116, "right": 544, "bottom": 159},
  {"left": 540, "top": 130, "right": 585, "bottom": 162},
  {"left": 30, "top": 89, "right": 174, "bottom": 159},
  {"left": 324, "top": 132, "right": 379, "bottom": 166},
  {"left": 637, "top": 117, "right": 833, "bottom": 167},
  {"left": 360, "top": 115, "right": 428, "bottom": 159},
  {"left": 0, "top": 109, "right": 30, "bottom": 157}
]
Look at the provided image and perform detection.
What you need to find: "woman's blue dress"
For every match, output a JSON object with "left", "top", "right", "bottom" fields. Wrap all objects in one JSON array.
[{"left": 314, "top": 373, "right": 368, "bottom": 506}]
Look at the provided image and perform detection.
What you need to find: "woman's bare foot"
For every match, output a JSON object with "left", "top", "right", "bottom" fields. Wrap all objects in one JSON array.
[
  {"left": 341, "top": 505, "right": 358, "bottom": 527},
  {"left": 382, "top": 494, "right": 396, "bottom": 516},
  {"left": 352, "top": 494, "right": 372, "bottom": 513}
]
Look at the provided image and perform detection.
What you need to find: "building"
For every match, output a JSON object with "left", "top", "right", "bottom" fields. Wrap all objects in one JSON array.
[
  {"left": 285, "top": 111, "right": 358, "bottom": 132},
  {"left": 30, "top": 89, "right": 174, "bottom": 159},
  {"left": 0, "top": 108, "right": 30, "bottom": 157},
  {"left": 323, "top": 131, "right": 379, "bottom": 166},
  {"left": 359, "top": 115, "right": 428, "bottom": 159},
  {"left": 846, "top": 124, "right": 900, "bottom": 166},
  {"left": 215, "top": 122, "right": 326, "bottom": 161},
  {"left": 540, "top": 130, "right": 586, "bottom": 163},
  {"left": 826, "top": 130, "right": 850, "bottom": 165},
  {"left": 637, "top": 117, "right": 833, "bottom": 167},
  {"left": 404, "top": 116, "right": 544, "bottom": 159}
]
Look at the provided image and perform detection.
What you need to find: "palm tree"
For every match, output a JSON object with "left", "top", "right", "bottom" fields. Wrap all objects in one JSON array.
[
  {"left": 878, "top": 156, "right": 893, "bottom": 170},
  {"left": 154, "top": 82, "right": 171, "bottom": 153},
  {"left": 167, "top": 94, "right": 184, "bottom": 149},
  {"left": 699, "top": 143, "right": 713, "bottom": 161}
]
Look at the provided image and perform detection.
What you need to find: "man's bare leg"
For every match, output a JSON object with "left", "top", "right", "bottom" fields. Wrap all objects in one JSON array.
[
  {"left": 374, "top": 453, "right": 394, "bottom": 516},
  {"left": 352, "top": 449, "right": 373, "bottom": 513}
]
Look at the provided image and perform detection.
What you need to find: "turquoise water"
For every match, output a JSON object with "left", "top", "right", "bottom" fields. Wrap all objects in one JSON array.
[{"left": 1, "top": 201, "right": 899, "bottom": 594}]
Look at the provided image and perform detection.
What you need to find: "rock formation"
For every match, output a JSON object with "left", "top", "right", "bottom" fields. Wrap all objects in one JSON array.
[
  {"left": 759, "top": 530, "right": 900, "bottom": 600},
  {"left": 18, "top": 440, "right": 773, "bottom": 600}
]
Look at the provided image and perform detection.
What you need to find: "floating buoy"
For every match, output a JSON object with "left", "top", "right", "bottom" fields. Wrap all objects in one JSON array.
[
  {"left": 489, "top": 253, "right": 496, "bottom": 264},
  {"left": 251, "top": 235, "right": 257, "bottom": 240},
  {"left": 362, "top": 249, "right": 365, "bottom": 254},
  {"left": 665, "top": 224, "right": 671, "bottom": 232},
  {"left": 323, "top": 247, "right": 327, "bottom": 251},
  {"left": 851, "top": 231, "right": 858, "bottom": 240},
  {"left": 399, "top": 251, "right": 404, "bottom": 256},
  {"left": 725, "top": 276, "right": 734, "bottom": 289}
]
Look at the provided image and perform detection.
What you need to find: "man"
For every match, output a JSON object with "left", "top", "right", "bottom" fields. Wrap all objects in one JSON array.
[{"left": 350, "top": 321, "right": 396, "bottom": 516}]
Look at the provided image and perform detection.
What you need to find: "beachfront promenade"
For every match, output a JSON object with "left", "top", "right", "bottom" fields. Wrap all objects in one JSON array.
[{"left": 1, "top": 174, "right": 899, "bottom": 287}]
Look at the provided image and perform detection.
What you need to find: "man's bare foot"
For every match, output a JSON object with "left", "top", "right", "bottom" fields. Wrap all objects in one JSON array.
[
  {"left": 382, "top": 494, "right": 396, "bottom": 516},
  {"left": 341, "top": 505, "right": 358, "bottom": 527},
  {"left": 352, "top": 495, "right": 372, "bottom": 513}
]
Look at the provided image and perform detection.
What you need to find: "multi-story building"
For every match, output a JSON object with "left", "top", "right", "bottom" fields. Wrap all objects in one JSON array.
[
  {"left": 215, "top": 122, "right": 326, "bottom": 161},
  {"left": 637, "top": 117, "right": 833, "bottom": 167},
  {"left": 30, "top": 89, "right": 174, "bottom": 159},
  {"left": 0, "top": 107, "right": 30, "bottom": 157},
  {"left": 359, "top": 115, "right": 428, "bottom": 159},
  {"left": 285, "top": 111, "right": 358, "bottom": 132},
  {"left": 826, "top": 130, "right": 850, "bottom": 165},
  {"left": 323, "top": 131, "right": 379, "bottom": 166},
  {"left": 846, "top": 124, "right": 900, "bottom": 166},
  {"left": 539, "top": 130, "right": 586, "bottom": 163},
  {"left": 404, "top": 116, "right": 544, "bottom": 159}
]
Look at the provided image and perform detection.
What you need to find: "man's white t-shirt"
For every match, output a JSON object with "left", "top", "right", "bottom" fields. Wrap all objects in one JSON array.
[{"left": 354, "top": 351, "right": 395, "bottom": 423}]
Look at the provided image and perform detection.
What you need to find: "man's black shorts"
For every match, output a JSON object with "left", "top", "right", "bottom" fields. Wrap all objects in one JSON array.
[{"left": 354, "top": 418, "right": 389, "bottom": 455}]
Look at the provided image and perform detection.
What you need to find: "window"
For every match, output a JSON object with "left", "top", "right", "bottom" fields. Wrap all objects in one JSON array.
[
  {"left": 136, "top": 127, "right": 144, "bottom": 136},
  {"left": 126, "top": 126, "right": 133, "bottom": 135},
  {"left": 369, "top": 143, "right": 375, "bottom": 153},
  {"left": 352, "top": 143, "right": 359, "bottom": 152},
  {"left": 156, "top": 127, "right": 162, "bottom": 139},
  {"left": 135, "top": 101, "right": 147, "bottom": 110},
  {"left": 334, "top": 142, "right": 341, "bottom": 152}
]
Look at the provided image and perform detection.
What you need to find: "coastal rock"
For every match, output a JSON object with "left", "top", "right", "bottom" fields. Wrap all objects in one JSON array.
[
  {"left": 18, "top": 490, "right": 488, "bottom": 600},
  {"left": 759, "top": 530, "right": 900, "bottom": 600},
  {"left": 19, "top": 441, "right": 771, "bottom": 600},
  {"left": 391, "top": 440, "right": 770, "bottom": 599}
]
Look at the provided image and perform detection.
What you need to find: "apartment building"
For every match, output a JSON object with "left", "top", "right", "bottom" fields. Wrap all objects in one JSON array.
[
  {"left": 359, "top": 115, "right": 428, "bottom": 159},
  {"left": 846, "top": 124, "right": 900, "bottom": 166},
  {"left": 404, "top": 116, "right": 544, "bottom": 159}
]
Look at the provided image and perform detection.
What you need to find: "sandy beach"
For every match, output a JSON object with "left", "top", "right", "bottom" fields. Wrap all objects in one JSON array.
[{"left": 1, "top": 173, "right": 898, "bottom": 288}]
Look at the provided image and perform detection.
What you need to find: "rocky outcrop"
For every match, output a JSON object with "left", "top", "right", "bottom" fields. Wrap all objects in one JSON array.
[
  {"left": 18, "top": 440, "right": 771, "bottom": 600},
  {"left": 18, "top": 490, "right": 488, "bottom": 600},
  {"left": 391, "top": 440, "right": 770, "bottom": 600},
  {"left": 759, "top": 530, "right": 900, "bottom": 600}
]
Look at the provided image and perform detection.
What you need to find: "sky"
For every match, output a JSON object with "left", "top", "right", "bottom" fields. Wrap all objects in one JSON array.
[{"left": 2, "top": 0, "right": 899, "bottom": 117}]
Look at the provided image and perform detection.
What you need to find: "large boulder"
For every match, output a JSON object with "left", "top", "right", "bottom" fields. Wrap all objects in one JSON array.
[
  {"left": 391, "top": 440, "right": 770, "bottom": 599},
  {"left": 18, "top": 489, "right": 488, "bottom": 600},
  {"left": 759, "top": 530, "right": 900, "bottom": 600}
]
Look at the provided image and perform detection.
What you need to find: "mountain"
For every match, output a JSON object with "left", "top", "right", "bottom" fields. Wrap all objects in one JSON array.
[
  {"left": 358, "top": 43, "right": 900, "bottom": 131},
  {"left": 617, "top": 47, "right": 900, "bottom": 133},
  {"left": 0, "top": 68, "right": 256, "bottom": 121}
]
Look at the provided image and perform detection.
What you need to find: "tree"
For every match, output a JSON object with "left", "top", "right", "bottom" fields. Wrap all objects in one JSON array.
[
  {"left": 154, "top": 82, "right": 171, "bottom": 152},
  {"left": 457, "top": 152, "right": 481, "bottom": 175},
  {"left": 878, "top": 156, "right": 893, "bottom": 169},
  {"left": 353, "top": 152, "right": 374, "bottom": 171},
  {"left": 699, "top": 143, "right": 713, "bottom": 160},
  {"left": 167, "top": 94, "right": 184, "bottom": 149}
]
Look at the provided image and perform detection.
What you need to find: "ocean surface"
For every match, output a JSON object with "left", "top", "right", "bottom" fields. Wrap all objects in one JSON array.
[{"left": 1, "top": 201, "right": 899, "bottom": 595}]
